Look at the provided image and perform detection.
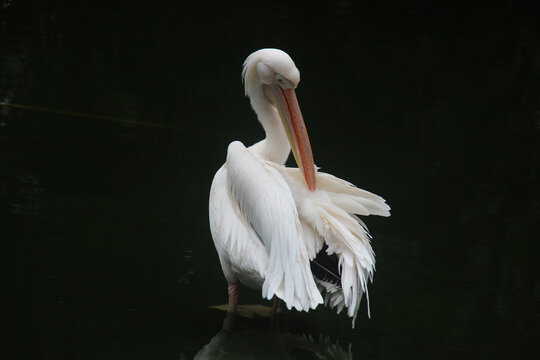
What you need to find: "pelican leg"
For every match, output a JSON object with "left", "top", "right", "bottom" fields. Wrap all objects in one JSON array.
[
  {"left": 228, "top": 282, "right": 239, "bottom": 312},
  {"left": 270, "top": 296, "right": 281, "bottom": 330},
  {"left": 223, "top": 282, "right": 239, "bottom": 331},
  {"left": 272, "top": 296, "right": 281, "bottom": 315}
]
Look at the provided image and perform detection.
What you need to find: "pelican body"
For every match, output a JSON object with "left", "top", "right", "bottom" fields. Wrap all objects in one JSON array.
[{"left": 209, "top": 49, "right": 390, "bottom": 325}]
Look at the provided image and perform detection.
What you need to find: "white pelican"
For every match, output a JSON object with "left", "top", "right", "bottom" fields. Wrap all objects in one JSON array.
[{"left": 209, "top": 48, "right": 390, "bottom": 326}]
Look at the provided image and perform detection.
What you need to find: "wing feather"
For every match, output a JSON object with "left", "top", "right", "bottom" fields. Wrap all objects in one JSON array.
[
  {"left": 209, "top": 166, "right": 268, "bottom": 289},
  {"left": 268, "top": 162, "right": 390, "bottom": 326},
  {"left": 225, "top": 141, "right": 323, "bottom": 310}
]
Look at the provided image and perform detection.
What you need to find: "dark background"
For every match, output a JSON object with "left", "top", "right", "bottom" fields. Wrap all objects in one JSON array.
[{"left": 1, "top": 0, "right": 539, "bottom": 359}]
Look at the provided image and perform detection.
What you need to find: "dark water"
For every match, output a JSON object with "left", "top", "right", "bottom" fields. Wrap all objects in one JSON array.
[{"left": 2, "top": 1, "right": 539, "bottom": 359}]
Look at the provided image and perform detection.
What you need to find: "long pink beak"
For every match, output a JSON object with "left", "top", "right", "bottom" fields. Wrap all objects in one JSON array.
[{"left": 271, "top": 85, "right": 316, "bottom": 191}]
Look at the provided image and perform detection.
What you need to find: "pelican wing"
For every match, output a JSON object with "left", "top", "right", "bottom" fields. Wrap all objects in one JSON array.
[
  {"left": 209, "top": 164, "right": 269, "bottom": 289},
  {"left": 269, "top": 162, "right": 390, "bottom": 325},
  {"left": 224, "top": 141, "right": 323, "bottom": 311}
]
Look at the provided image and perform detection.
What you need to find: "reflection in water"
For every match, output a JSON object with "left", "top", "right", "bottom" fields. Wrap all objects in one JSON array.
[{"left": 195, "top": 312, "right": 352, "bottom": 360}]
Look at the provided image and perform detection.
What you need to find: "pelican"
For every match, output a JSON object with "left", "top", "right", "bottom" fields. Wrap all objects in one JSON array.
[{"left": 209, "top": 48, "right": 390, "bottom": 326}]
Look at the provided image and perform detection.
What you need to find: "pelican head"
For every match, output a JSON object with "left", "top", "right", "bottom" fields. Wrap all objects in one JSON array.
[
  {"left": 242, "top": 49, "right": 300, "bottom": 94},
  {"left": 242, "top": 49, "right": 316, "bottom": 191}
]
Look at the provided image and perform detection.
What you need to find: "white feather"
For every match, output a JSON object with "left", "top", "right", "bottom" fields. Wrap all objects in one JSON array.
[
  {"left": 209, "top": 48, "right": 391, "bottom": 327},
  {"left": 222, "top": 141, "right": 323, "bottom": 311},
  {"left": 268, "top": 162, "right": 390, "bottom": 325}
]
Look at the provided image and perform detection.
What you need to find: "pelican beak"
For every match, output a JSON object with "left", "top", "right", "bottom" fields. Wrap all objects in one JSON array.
[{"left": 270, "top": 84, "right": 316, "bottom": 191}]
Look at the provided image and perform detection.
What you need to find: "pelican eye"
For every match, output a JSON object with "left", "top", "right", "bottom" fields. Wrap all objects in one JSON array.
[{"left": 275, "top": 74, "right": 290, "bottom": 88}]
